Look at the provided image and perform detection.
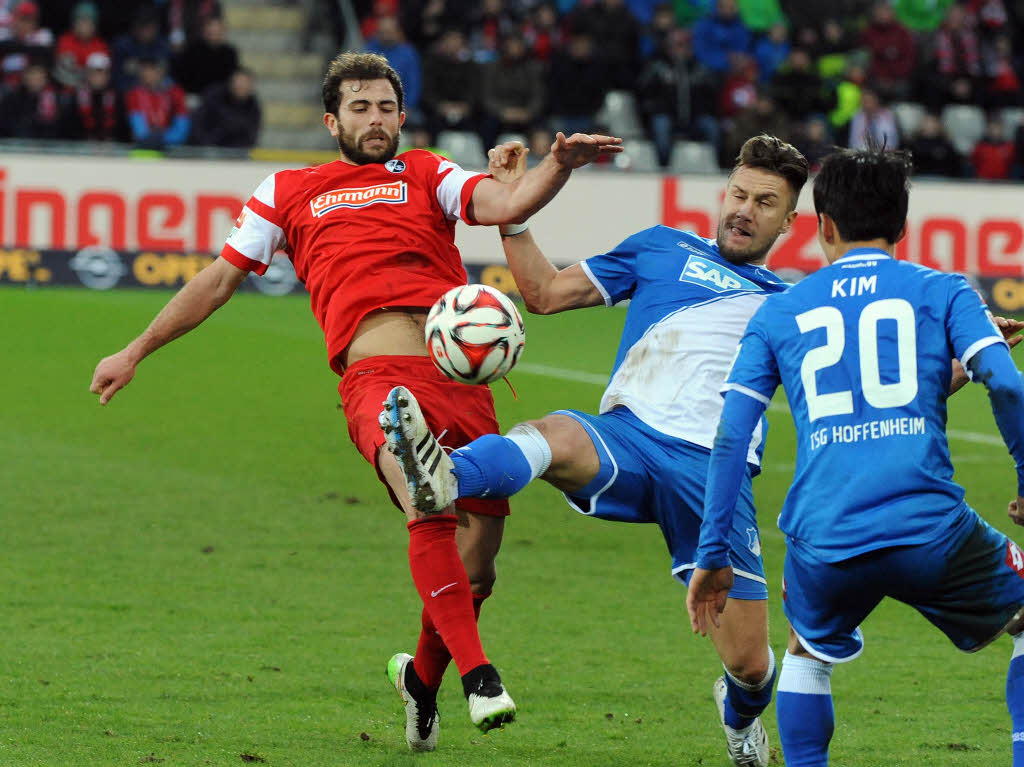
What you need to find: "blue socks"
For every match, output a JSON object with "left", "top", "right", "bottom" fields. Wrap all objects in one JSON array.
[
  {"left": 776, "top": 652, "right": 834, "bottom": 767},
  {"left": 723, "top": 647, "right": 777, "bottom": 729},
  {"left": 1008, "top": 632, "right": 1024, "bottom": 765},
  {"left": 450, "top": 424, "right": 553, "bottom": 498}
]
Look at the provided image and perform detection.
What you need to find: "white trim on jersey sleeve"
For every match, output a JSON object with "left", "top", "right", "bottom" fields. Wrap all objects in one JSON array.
[
  {"left": 960, "top": 335, "right": 1008, "bottom": 373},
  {"left": 435, "top": 160, "right": 484, "bottom": 221},
  {"left": 721, "top": 382, "right": 773, "bottom": 406},
  {"left": 252, "top": 173, "right": 276, "bottom": 209},
  {"left": 580, "top": 260, "right": 613, "bottom": 306},
  {"left": 225, "top": 205, "right": 286, "bottom": 269}
]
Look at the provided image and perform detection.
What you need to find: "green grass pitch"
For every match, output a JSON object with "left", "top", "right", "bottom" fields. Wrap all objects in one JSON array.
[{"left": 1, "top": 285, "right": 1021, "bottom": 766}]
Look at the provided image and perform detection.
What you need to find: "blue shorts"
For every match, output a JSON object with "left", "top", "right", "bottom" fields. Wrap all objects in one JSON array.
[
  {"left": 784, "top": 507, "right": 1024, "bottom": 663},
  {"left": 555, "top": 407, "right": 767, "bottom": 600}
]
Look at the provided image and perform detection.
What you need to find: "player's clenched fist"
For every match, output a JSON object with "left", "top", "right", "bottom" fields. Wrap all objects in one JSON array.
[{"left": 90, "top": 350, "right": 137, "bottom": 405}]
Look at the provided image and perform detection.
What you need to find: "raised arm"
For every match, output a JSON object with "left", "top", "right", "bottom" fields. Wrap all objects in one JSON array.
[
  {"left": 466, "top": 132, "right": 622, "bottom": 226},
  {"left": 89, "top": 257, "right": 248, "bottom": 405},
  {"left": 499, "top": 230, "right": 603, "bottom": 315}
]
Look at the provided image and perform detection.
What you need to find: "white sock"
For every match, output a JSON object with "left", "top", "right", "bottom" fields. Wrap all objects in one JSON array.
[{"left": 505, "top": 423, "right": 553, "bottom": 480}]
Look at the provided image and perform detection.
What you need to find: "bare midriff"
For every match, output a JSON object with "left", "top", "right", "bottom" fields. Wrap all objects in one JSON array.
[{"left": 341, "top": 308, "right": 430, "bottom": 370}]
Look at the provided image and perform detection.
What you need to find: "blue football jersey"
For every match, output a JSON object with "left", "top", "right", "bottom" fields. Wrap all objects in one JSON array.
[
  {"left": 582, "top": 225, "right": 789, "bottom": 466},
  {"left": 725, "top": 248, "right": 1008, "bottom": 561}
]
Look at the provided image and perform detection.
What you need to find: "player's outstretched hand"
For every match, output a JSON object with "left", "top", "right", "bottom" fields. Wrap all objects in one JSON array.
[
  {"left": 550, "top": 132, "right": 623, "bottom": 169},
  {"left": 1010, "top": 496, "right": 1024, "bottom": 526},
  {"left": 90, "top": 349, "right": 137, "bottom": 405},
  {"left": 488, "top": 140, "right": 529, "bottom": 183},
  {"left": 686, "top": 566, "right": 734, "bottom": 637},
  {"left": 994, "top": 315, "right": 1024, "bottom": 350}
]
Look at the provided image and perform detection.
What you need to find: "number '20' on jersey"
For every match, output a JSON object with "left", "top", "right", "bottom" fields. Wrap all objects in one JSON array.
[{"left": 725, "top": 249, "right": 1007, "bottom": 562}]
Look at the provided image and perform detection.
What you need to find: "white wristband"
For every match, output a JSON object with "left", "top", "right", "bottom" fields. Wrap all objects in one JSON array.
[{"left": 499, "top": 222, "right": 529, "bottom": 237}]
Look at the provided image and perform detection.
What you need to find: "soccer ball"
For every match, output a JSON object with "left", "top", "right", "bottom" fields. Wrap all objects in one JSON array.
[{"left": 425, "top": 284, "right": 526, "bottom": 385}]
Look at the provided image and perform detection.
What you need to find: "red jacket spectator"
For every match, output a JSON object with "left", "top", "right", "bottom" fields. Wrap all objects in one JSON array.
[
  {"left": 860, "top": 2, "right": 915, "bottom": 100},
  {"left": 0, "top": 1, "right": 53, "bottom": 86},
  {"left": 972, "top": 119, "right": 1015, "bottom": 179},
  {"left": 54, "top": 1, "right": 109, "bottom": 87},
  {"left": 127, "top": 58, "right": 190, "bottom": 149}
]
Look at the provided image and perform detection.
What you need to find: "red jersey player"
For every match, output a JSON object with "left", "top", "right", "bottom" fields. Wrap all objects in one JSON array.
[{"left": 89, "top": 52, "right": 622, "bottom": 751}]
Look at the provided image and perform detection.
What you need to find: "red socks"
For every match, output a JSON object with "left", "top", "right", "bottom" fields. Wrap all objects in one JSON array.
[
  {"left": 415, "top": 591, "right": 490, "bottom": 689},
  {"left": 407, "top": 515, "right": 488, "bottom": 681}
]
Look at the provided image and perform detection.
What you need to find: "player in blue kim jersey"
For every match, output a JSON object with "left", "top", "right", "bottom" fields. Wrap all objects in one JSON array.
[
  {"left": 687, "top": 147, "right": 1024, "bottom": 766},
  {"left": 380, "top": 135, "right": 810, "bottom": 767}
]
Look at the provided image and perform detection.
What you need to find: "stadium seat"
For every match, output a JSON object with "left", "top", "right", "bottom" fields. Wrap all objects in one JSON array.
[
  {"left": 892, "top": 101, "right": 926, "bottom": 139},
  {"left": 596, "top": 90, "right": 645, "bottom": 139},
  {"left": 670, "top": 141, "right": 719, "bottom": 174},
  {"left": 1000, "top": 107, "right": 1024, "bottom": 139},
  {"left": 436, "top": 131, "right": 489, "bottom": 168},
  {"left": 621, "top": 140, "right": 661, "bottom": 172},
  {"left": 941, "top": 104, "right": 986, "bottom": 155}
]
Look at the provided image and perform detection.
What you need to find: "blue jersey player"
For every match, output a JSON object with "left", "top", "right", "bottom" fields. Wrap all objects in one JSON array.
[
  {"left": 379, "top": 135, "right": 810, "bottom": 767},
  {"left": 688, "top": 147, "right": 1024, "bottom": 766}
]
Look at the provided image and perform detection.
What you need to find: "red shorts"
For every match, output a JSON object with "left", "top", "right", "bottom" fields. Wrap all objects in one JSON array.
[{"left": 339, "top": 355, "right": 510, "bottom": 517}]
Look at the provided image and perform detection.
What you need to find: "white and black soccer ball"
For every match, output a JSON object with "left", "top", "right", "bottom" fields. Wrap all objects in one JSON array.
[{"left": 425, "top": 284, "right": 526, "bottom": 385}]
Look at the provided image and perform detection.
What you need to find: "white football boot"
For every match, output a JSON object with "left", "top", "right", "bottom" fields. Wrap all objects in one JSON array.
[
  {"left": 386, "top": 653, "right": 439, "bottom": 751},
  {"left": 714, "top": 676, "right": 770, "bottom": 767},
  {"left": 379, "top": 386, "right": 456, "bottom": 513},
  {"left": 466, "top": 676, "right": 517, "bottom": 731}
]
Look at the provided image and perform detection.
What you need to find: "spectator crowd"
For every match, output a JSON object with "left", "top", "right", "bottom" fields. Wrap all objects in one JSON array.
[
  {"left": 0, "top": 0, "right": 260, "bottom": 148},
  {"left": 5, "top": 0, "right": 1024, "bottom": 178}
]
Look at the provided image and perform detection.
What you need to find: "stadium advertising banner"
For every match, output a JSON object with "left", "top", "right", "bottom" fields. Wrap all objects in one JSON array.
[{"left": 1, "top": 154, "right": 1023, "bottom": 311}]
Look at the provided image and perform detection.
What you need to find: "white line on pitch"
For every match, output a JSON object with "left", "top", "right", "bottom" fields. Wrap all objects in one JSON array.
[{"left": 517, "top": 362, "right": 1005, "bottom": 448}]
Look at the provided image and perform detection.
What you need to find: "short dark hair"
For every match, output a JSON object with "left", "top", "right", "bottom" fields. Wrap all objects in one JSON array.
[
  {"left": 733, "top": 134, "right": 809, "bottom": 210},
  {"left": 813, "top": 147, "right": 912, "bottom": 244},
  {"left": 322, "top": 52, "right": 404, "bottom": 116}
]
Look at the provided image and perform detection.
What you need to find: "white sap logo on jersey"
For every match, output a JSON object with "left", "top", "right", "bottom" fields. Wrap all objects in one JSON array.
[{"left": 679, "top": 254, "right": 760, "bottom": 293}]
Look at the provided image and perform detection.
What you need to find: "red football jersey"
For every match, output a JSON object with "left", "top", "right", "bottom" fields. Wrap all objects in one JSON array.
[{"left": 221, "top": 150, "right": 489, "bottom": 374}]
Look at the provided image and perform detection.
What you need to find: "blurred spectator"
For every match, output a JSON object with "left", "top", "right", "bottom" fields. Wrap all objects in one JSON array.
[
  {"left": 469, "top": 0, "right": 519, "bottom": 63},
  {"left": 400, "top": 0, "right": 471, "bottom": 50},
  {"left": 721, "top": 94, "right": 790, "bottom": 165},
  {"left": 906, "top": 112, "right": 964, "bottom": 176},
  {"left": 479, "top": 33, "right": 545, "bottom": 147},
  {"left": 795, "top": 116, "right": 833, "bottom": 171},
  {"left": 718, "top": 52, "right": 758, "bottom": 117},
  {"left": 112, "top": 6, "right": 170, "bottom": 91},
  {"left": 753, "top": 22, "right": 789, "bottom": 81},
  {"left": 364, "top": 15, "right": 422, "bottom": 116},
  {"left": 0, "top": 60, "right": 64, "bottom": 138},
  {"left": 970, "top": 0, "right": 1010, "bottom": 36},
  {"left": 639, "top": 2, "right": 677, "bottom": 59},
  {"left": 737, "top": 0, "right": 786, "bottom": 31},
  {"left": 547, "top": 32, "right": 608, "bottom": 136},
  {"left": 191, "top": 68, "right": 260, "bottom": 148},
  {"left": 982, "top": 33, "right": 1022, "bottom": 107},
  {"left": 972, "top": 115, "right": 1014, "bottom": 178},
  {"left": 566, "top": 0, "right": 641, "bottom": 90},
  {"left": 54, "top": 1, "right": 108, "bottom": 88},
  {"left": 860, "top": 1, "right": 916, "bottom": 101},
  {"left": 815, "top": 18, "right": 855, "bottom": 80},
  {"left": 127, "top": 57, "right": 189, "bottom": 149},
  {"left": 829, "top": 62, "right": 865, "bottom": 137},
  {"left": 847, "top": 88, "right": 899, "bottom": 149},
  {"left": 167, "top": 0, "right": 222, "bottom": 51},
  {"left": 893, "top": 0, "right": 954, "bottom": 31},
  {"left": 174, "top": 15, "right": 238, "bottom": 96},
  {"left": 624, "top": 0, "right": 664, "bottom": 24},
  {"left": 927, "top": 4, "right": 982, "bottom": 109},
  {"left": 637, "top": 27, "right": 710, "bottom": 166},
  {"left": 64, "top": 51, "right": 127, "bottom": 141},
  {"left": 779, "top": 0, "right": 871, "bottom": 29},
  {"left": 0, "top": 1, "right": 53, "bottom": 86},
  {"left": 524, "top": 2, "right": 564, "bottom": 62},
  {"left": 421, "top": 28, "right": 479, "bottom": 137},
  {"left": 771, "top": 47, "right": 832, "bottom": 122},
  {"left": 693, "top": 0, "right": 751, "bottom": 74}
]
